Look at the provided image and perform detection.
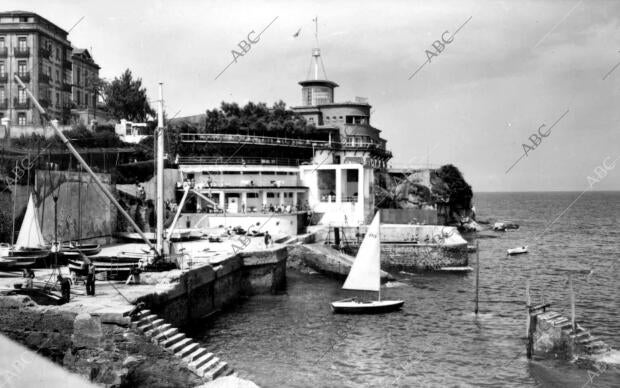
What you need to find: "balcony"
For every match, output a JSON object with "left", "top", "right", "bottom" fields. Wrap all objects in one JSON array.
[
  {"left": 0, "top": 98, "right": 7, "bottom": 110},
  {"left": 0, "top": 73, "right": 7, "bottom": 83},
  {"left": 14, "top": 72, "right": 31, "bottom": 83},
  {"left": 39, "top": 46, "right": 51, "bottom": 59},
  {"left": 13, "top": 98, "right": 30, "bottom": 109},
  {"left": 0, "top": 47, "right": 7, "bottom": 58},
  {"left": 38, "top": 73, "right": 50, "bottom": 84},
  {"left": 39, "top": 98, "right": 50, "bottom": 108},
  {"left": 14, "top": 47, "right": 30, "bottom": 58}
]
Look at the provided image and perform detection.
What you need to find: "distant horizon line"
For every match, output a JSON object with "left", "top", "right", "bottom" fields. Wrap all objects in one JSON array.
[{"left": 474, "top": 190, "right": 620, "bottom": 193}]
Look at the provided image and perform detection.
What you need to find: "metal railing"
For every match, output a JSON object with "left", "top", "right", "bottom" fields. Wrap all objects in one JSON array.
[
  {"left": 14, "top": 47, "right": 30, "bottom": 58},
  {"left": 39, "top": 47, "right": 51, "bottom": 59},
  {"left": 38, "top": 73, "right": 50, "bottom": 84},
  {"left": 180, "top": 133, "right": 330, "bottom": 148},
  {"left": 178, "top": 156, "right": 306, "bottom": 166},
  {"left": 15, "top": 72, "right": 30, "bottom": 83},
  {"left": 13, "top": 98, "right": 30, "bottom": 109}
]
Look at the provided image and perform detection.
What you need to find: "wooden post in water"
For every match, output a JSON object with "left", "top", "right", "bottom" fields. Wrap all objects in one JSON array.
[
  {"left": 525, "top": 279, "right": 531, "bottom": 337},
  {"left": 569, "top": 274, "right": 575, "bottom": 333},
  {"left": 475, "top": 241, "right": 480, "bottom": 315}
]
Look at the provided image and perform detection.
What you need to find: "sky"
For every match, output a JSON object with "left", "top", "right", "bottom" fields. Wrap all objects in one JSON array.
[{"left": 6, "top": 0, "right": 620, "bottom": 191}]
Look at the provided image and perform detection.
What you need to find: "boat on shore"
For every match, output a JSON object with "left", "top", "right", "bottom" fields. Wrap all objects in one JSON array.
[
  {"left": 0, "top": 194, "right": 50, "bottom": 269},
  {"left": 331, "top": 212, "right": 404, "bottom": 314}
]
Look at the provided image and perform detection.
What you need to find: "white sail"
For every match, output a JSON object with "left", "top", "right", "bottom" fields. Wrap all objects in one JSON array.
[
  {"left": 342, "top": 212, "right": 381, "bottom": 292},
  {"left": 15, "top": 194, "right": 46, "bottom": 249}
]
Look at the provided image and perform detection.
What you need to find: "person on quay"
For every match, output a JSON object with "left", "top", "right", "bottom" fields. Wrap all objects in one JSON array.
[
  {"left": 86, "top": 262, "right": 96, "bottom": 296},
  {"left": 58, "top": 275, "right": 71, "bottom": 303}
]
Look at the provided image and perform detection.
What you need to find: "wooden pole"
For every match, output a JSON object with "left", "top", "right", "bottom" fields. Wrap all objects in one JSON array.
[
  {"left": 525, "top": 279, "right": 531, "bottom": 337},
  {"left": 569, "top": 274, "right": 575, "bottom": 333},
  {"left": 475, "top": 241, "right": 480, "bottom": 314}
]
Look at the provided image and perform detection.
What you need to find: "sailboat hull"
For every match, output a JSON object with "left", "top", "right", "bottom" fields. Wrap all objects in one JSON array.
[{"left": 331, "top": 299, "right": 404, "bottom": 314}]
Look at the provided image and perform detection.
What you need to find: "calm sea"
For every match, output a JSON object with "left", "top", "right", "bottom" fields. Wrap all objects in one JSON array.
[{"left": 193, "top": 192, "right": 619, "bottom": 387}]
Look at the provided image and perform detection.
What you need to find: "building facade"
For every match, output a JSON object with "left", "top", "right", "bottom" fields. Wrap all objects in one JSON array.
[
  {"left": 71, "top": 48, "right": 100, "bottom": 125},
  {"left": 0, "top": 11, "right": 73, "bottom": 126},
  {"left": 0, "top": 11, "right": 101, "bottom": 132}
]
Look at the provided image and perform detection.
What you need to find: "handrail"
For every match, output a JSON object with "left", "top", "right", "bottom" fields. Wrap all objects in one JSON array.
[
  {"left": 180, "top": 132, "right": 330, "bottom": 148},
  {"left": 177, "top": 156, "right": 305, "bottom": 166}
]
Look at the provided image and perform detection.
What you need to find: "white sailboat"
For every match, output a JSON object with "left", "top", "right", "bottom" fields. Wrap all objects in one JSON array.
[
  {"left": 1, "top": 194, "right": 50, "bottom": 268},
  {"left": 331, "top": 212, "right": 404, "bottom": 314}
]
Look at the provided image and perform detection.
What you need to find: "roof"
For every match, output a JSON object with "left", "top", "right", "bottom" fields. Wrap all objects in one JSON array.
[
  {"left": 0, "top": 11, "right": 69, "bottom": 36},
  {"left": 298, "top": 79, "right": 339, "bottom": 88}
]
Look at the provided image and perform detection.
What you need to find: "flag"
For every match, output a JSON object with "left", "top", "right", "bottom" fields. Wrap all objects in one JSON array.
[{"left": 293, "top": 28, "right": 301, "bottom": 38}]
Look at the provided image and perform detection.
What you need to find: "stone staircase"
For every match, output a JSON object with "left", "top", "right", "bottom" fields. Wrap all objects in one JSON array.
[
  {"left": 536, "top": 310, "right": 611, "bottom": 356},
  {"left": 131, "top": 309, "right": 234, "bottom": 381}
]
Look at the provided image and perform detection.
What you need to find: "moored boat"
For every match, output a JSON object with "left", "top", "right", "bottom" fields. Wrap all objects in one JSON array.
[{"left": 507, "top": 245, "right": 528, "bottom": 255}]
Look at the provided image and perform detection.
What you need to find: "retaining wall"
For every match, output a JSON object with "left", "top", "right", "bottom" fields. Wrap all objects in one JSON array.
[{"left": 136, "top": 248, "right": 287, "bottom": 328}]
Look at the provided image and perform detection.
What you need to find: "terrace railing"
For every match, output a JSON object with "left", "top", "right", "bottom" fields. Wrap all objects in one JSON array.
[{"left": 178, "top": 156, "right": 306, "bottom": 166}]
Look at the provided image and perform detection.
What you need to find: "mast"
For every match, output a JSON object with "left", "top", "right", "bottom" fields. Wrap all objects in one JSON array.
[
  {"left": 11, "top": 161, "right": 17, "bottom": 247},
  {"left": 156, "top": 83, "right": 165, "bottom": 255},
  {"left": 13, "top": 74, "right": 157, "bottom": 252},
  {"left": 377, "top": 210, "right": 381, "bottom": 302}
]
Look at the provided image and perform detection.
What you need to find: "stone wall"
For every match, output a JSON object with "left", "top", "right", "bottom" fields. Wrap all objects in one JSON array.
[
  {"left": 35, "top": 170, "right": 116, "bottom": 244},
  {"left": 379, "top": 243, "right": 468, "bottom": 271},
  {"left": 136, "top": 249, "right": 287, "bottom": 328}
]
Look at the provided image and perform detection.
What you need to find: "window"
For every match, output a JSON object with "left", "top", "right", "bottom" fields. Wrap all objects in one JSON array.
[
  {"left": 18, "top": 37, "right": 27, "bottom": 50},
  {"left": 56, "top": 70, "right": 59, "bottom": 82},
  {"left": 76, "top": 90, "right": 81, "bottom": 105},
  {"left": 0, "top": 37, "right": 5, "bottom": 48},
  {"left": 55, "top": 92, "right": 59, "bottom": 106},
  {"left": 55, "top": 48, "right": 60, "bottom": 60},
  {"left": 0, "top": 87, "right": 5, "bottom": 101},
  {"left": 17, "top": 113, "right": 26, "bottom": 126},
  {"left": 0, "top": 61, "right": 5, "bottom": 75},
  {"left": 18, "top": 89, "right": 26, "bottom": 103},
  {"left": 17, "top": 61, "right": 27, "bottom": 75},
  {"left": 76, "top": 69, "right": 81, "bottom": 84}
]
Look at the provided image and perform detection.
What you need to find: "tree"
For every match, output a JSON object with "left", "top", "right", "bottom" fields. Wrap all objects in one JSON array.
[{"left": 103, "top": 69, "right": 154, "bottom": 122}]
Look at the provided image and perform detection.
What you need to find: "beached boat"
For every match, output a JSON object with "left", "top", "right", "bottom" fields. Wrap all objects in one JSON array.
[
  {"left": 117, "top": 230, "right": 191, "bottom": 242},
  {"left": 331, "top": 212, "right": 404, "bottom": 314},
  {"left": 60, "top": 241, "right": 102, "bottom": 256},
  {"left": 0, "top": 194, "right": 50, "bottom": 268},
  {"left": 507, "top": 246, "right": 528, "bottom": 255}
]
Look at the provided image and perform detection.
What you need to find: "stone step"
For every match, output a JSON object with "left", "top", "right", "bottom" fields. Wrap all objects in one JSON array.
[
  {"left": 189, "top": 352, "right": 215, "bottom": 371},
  {"left": 540, "top": 311, "right": 561, "bottom": 320},
  {"left": 152, "top": 328, "right": 179, "bottom": 344},
  {"left": 577, "top": 336, "right": 596, "bottom": 344},
  {"left": 137, "top": 314, "right": 158, "bottom": 326},
  {"left": 132, "top": 309, "right": 151, "bottom": 320},
  {"left": 139, "top": 318, "right": 164, "bottom": 333},
  {"left": 551, "top": 317, "right": 569, "bottom": 326},
  {"left": 183, "top": 347, "right": 209, "bottom": 364},
  {"left": 167, "top": 338, "right": 193, "bottom": 353},
  {"left": 591, "top": 347, "right": 610, "bottom": 355},
  {"left": 204, "top": 361, "right": 230, "bottom": 380},
  {"left": 160, "top": 333, "right": 186, "bottom": 348},
  {"left": 146, "top": 323, "right": 172, "bottom": 338},
  {"left": 196, "top": 357, "right": 221, "bottom": 378},
  {"left": 585, "top": 341, "right": 609, "bottom": 353},
  {"left": 176, "top": 343, "right": 200, "bottom": 359}
]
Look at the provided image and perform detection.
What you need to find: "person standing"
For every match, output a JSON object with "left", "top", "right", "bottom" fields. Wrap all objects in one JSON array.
[
  {"left": 264, "top": 231, "right": 270, "bottom": 248},
  {"left": 86, "top": 262, "right": 96, "bottom": 296},
  {"left": 58, "top": 275, "right": 71, "bottom": 303}
]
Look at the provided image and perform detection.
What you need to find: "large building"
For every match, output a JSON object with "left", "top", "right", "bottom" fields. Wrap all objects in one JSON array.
[
  {"left": 0, "top": 11, "right": 100, "bottom": 130},
  {"left": 174, "top": 45, "right": 393, "bottom": 228}
]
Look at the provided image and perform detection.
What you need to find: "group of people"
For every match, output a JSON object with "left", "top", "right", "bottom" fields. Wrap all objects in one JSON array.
[{"left": 21, "top": 258, "right": 95, "bottom": 304}]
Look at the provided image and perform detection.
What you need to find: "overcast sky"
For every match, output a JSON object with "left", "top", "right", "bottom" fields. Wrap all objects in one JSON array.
[{"left": 8, "top": 0, "right": 620, "bottom": 191}]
